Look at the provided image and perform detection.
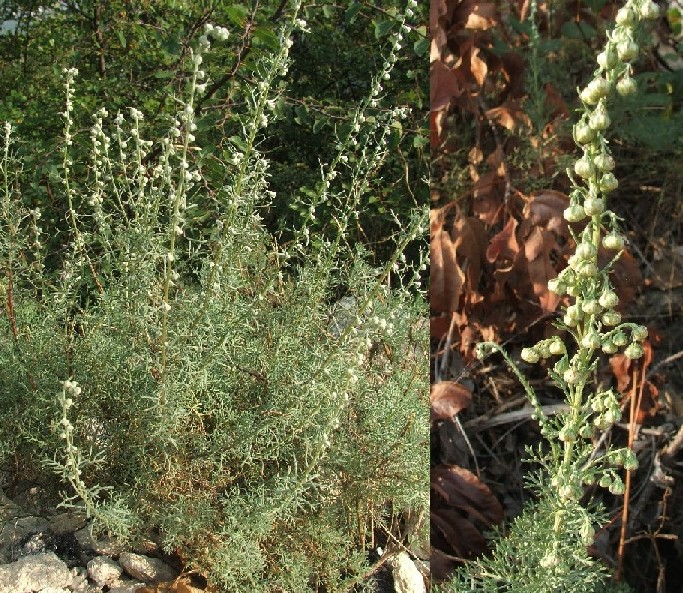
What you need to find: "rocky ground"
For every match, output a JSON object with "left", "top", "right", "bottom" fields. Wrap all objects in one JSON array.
[{"left": 0, "top": 485, "right": 426, "bottom": 593}]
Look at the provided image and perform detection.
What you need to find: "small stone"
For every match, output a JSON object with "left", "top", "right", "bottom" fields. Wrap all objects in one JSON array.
[
  {"left": 69, "top": 568, "right": 90, "bottom": 593},
  {"left": 108, "top": 581, "right": 147, "bottom": 593},
  {"left": 390, "top": 552, "right": 426, "bottom": 593},
  {"left": 74, "top": 525, "right": 127, "bottom": 556},
  {"left": 22, "top": 531, "right": 55, "bottom": 555},
  {"left": 118, "top": 551, "right": 178, "bottom": 583},
  {"left": 87, "top": 555, "right": 123, "bottom": 587}
]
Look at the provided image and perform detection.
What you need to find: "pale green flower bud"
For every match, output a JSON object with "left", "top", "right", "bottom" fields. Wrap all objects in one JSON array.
[
  {"left": 564, "top": 313, "right": 577, "bottom": 327},
  {"left": 574, "top": 157, "right": 596, "bottom": 179},
  {"left": 640, "top": 1, "right": 659, "bottom": 19},
  {"left": 580, "top": 518, "right": 595, "bottom": 546},
  {"left": 632, "top": 325, "right": 648, "bottom": 341},
  {"left": 617, "top": 40, "right": 639, "bottom": 62},
  {"left": 609, "top": 477, "right": 625, "bottom": 495},
  {"left": 602, "top": 309, "right": 621, "bottom": 326},
  {"left": 594, "top": 414, "right": 610, "bottom": 429},
  {"left": 597, "top": 44, "right": 619, "bottom": 69},
  {"left": 574, "top": 121, "right": 596, "bottom": 144},
  {"left": 591, "top": 397, "right": 605, "bottom": 412},
  {"left": 603, "top": 232, "right": 625, "bottom": 250},
  {"left": 564, "top": 368, "right": 581, "bottom": 385},
  {"left": 588, "top": 77, "right": 611, "bottom": 100},
  {"left": 604, "top": 408, "right": 620, "bottom": 424},
  {"left": 549, "top": 339, "right": 566, "bottom": 355},
  {"left": 566, "top": 303, "right": 582, "bottom": 321},
  {"left": 568, "top": 254, "right": 583, "bottom": 270},
  {"left": 601, "top": 339, "right": 618, "bottom": 353},
  {"left": 558, "top": 484, "right": 576, "bottom": 499},
  {"left": 540, "top": 552, "right": 561, "bottom": 569},
  {"left": 599, "top": 474, "right": 612, "bottom": 488},
  {"left": 521, "top": 347, "right": 540, "bottom": 364},
  {"left": 589, "top": 105, "right": 611, "bottom": 130},
  {"left": 624, "top": 342, "right": 644, "bottom": 359},
  {"left": 548, "top": 277, "right": 567, "bottom": 295},
  {"left": 584, "top": 197, "right": 606, "bottom": 216},
  {"left": 613, "top": 331, "right": 628, "bottom": 346},
  {"left": 615, "top": 6, "right": 635, "bottom": 26},
  {"left": 599, "top": 290, "right": 619, "bottom": 309},
  {"left": 623, "top": 449, "right": 638, "bottom": 471},
  {"left": 564, "top": 204, "right": 588, "bottom": 223},
  {"left": 599, "top": 173, "right": 619, "bottom": 193},
  {"left": 616, "top": 75, "right": 637, "bottom": 97},
  {"left": 559, "top": 426, "right": 576, "bottom": 442},
  {"left": 582, "top": 299, "right": 602, "bottom": 315},
  {"left": 580, "top": 86, "right": 600, "bottom": 105},
  {"left": 576, "top": 242, "right": 597, "bottom": 259},
  {"left": 538, "top": 342, "right": 552, "bottom": 359},
  {"left": 582, "top": 331, "right": 602, "bottom": 349},
  {"left": 594, "top": 153, "right": 616, "bottom": 172},
  {"left": 578, "top": 262, "right": 598, "bottom": 277}
]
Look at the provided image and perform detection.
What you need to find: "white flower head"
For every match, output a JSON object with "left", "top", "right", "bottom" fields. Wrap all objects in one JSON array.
[{"left": 212, "top": 26, "right": 230, "bottom": 41}]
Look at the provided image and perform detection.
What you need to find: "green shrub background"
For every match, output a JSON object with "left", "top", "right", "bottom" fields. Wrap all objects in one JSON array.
[{"left": 0, "top": 1, "right": 428, "bottom": 591}]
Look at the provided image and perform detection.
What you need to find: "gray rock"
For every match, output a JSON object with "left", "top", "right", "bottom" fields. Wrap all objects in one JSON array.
[
  {"left": 22, "top": 531, "right": 55, "bottom": 555},
  {"left": 48, "top": 512, "right": 87, "bottom": 536},
  {"left": 0, "top": 515, "right": 50, "bottom": 562},
  {"left": 118, "top": 552, "right": 177, "bottom": 583},
  {"left": 11, "top": 487, "right": 49, "bottom": 517},
  {"left": 87, "top": 555, "right": 123, "bottom": 587},
  {"left": 390, "top": 552, "right": 426, "bottom": 593},
  {"left": 0, "top": 551, "right": 71, "bottom": 593},
  {"left": 0, "top": 493, "right": 20, "bottom": 523},
  {"left": 74, "top": 526, "right": 126, "bottom": 556}
]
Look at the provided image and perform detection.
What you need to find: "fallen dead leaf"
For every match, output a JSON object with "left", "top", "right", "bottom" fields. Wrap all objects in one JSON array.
[
  {"left": 453, "top": 0, "right": 499, "bottom": 30},
  {"left": 486, "top": 216, "right": 519, "bottom": 264},
  {"left": 525, "top": 190, "right": 568, "bottom": 235},
  {"left": 485, "top": 102, "right": 531, "bottom": 132},
  {"left": 431, "top": 60, "right": 461, "bottom": 112},
  {"left": 431, "top": 463, "right": 503, "bottom": 575},
  {"left": 431, "top": 381, "right": 473, "bottom": 423},
  {"left": 524, "top": 226, "right": 561, "bottom": 313},
  {"left": 430, "top": 217, "right": 465, "bottom": 312},
  {"left": 469, "top": 46, "right": 488, "bottom": 86}
]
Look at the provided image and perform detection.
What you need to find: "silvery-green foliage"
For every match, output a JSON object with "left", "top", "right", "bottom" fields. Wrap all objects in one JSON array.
[
  {"left": 444, "top": 0, "right": 659, "bottom": 590},
  {"left": 0, "top": 1, "right": 426, "bottom": 590}
]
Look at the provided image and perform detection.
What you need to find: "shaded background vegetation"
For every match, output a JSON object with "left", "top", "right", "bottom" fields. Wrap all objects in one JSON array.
[{"left": 0, "top": 0, "right": 428, "bottom": 265}]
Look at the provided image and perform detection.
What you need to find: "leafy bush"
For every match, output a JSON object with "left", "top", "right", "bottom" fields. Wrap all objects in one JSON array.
[{"left": 0, "top": 3, "right": 427, "bottom": 590}]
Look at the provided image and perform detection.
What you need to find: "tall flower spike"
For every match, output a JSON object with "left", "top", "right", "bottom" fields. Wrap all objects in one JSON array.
[{"left": 462, "top": 2, "right": 658, "bottom": 589}]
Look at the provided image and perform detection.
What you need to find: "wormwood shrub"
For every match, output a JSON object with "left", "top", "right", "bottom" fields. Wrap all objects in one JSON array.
[
  {"left": 0, "top": 3, "right": 427, "bottom": 591},
  {"left": 440, "top": 2, "right": 659, "bottom": 592}
]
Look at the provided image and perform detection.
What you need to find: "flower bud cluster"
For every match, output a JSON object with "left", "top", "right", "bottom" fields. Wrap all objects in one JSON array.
[
  {"left": 531, "top": 0, "right": 655, "bottom": 506},
  {"left": 521, "top": 337, "right": 566, "bottom": 364},
  {"left": 570, "top": 0, "right": 658, "bottom": 229}
]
